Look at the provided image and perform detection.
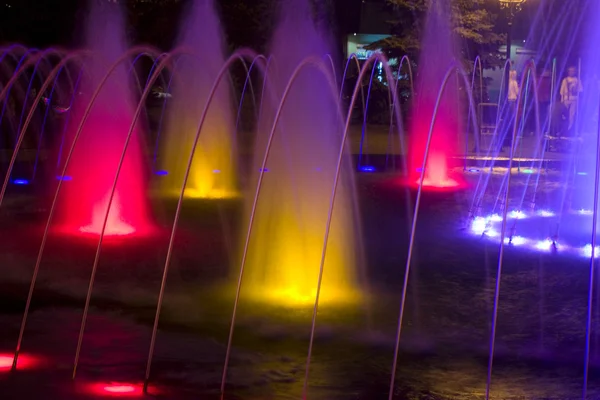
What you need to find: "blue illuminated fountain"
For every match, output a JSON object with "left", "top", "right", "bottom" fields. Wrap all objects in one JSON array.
[{"left": 466, "top": 0, "right": 600, "bottom": 261}]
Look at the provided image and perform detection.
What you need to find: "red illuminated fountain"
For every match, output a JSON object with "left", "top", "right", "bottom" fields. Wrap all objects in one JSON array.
[
  {"left": 408, "top": 0, "right": 464, "bottom": 191},
  {"left": 56, "top": 1, "right": 152, "bottom": 237}
]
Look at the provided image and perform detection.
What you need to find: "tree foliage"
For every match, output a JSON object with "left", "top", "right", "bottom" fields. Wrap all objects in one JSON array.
[{"left": 369, "top": 0, "right": 504, "bottom": 70}]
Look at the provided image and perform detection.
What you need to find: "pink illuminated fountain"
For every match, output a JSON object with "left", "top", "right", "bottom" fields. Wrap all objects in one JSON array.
[
  {"left": 55, "top": 0, "right": 152, "bottom": 237},
  {"left": 409, "top": 0, "right": 464, "bottom": 190}
]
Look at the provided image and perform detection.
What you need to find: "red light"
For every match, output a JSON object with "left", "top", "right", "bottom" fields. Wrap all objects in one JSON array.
[
  {"left": 104, "top": 385, "right": 137, "bottom": 394},
  {"left": 408, "top": 9, "right": 464, "bottom": 195},
  {"left": 86, "top": 382, "right": 145, "bottom": 397},
  {"left": 79, "top": 193, "right": 136, "bottom": 236},
  {"left": 0, "top": 355, "right": 12, "bottom": 370},
  {"left": 412, "top": 152, "right": 463, "bottom": 191},
  {"left": 55, "top": 37, "right": 154, "bottom": 239},
  {"left": 0, "top": 353, "right": 38, "bottom": 371},
  {"left": 417, "top": 177, "right": 460, "bottom": 188}
]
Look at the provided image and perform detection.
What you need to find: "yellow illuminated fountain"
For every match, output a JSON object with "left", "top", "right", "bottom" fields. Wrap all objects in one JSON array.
[
  {"left": 159, "top": 0, "right": 237, "bottom": 199},
  {"left": 242, "top": 0, "right": 359, "bottom": 307}
]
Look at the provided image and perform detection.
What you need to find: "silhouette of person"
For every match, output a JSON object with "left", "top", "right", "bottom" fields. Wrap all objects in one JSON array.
[
  {"left": 501, "top": 69, "right": 519, "bottom": 152},
  {"left": 560, "top": 66, "right": 583, "bottom": 135}
]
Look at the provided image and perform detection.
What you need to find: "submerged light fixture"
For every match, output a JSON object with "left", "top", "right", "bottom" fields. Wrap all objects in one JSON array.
[{"left": 85, "top": 382, "right": 146, "bottom": 397}]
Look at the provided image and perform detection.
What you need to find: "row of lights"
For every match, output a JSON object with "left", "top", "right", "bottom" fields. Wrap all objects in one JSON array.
[
  {"left": 11, "top": 163, "right": 452, "bottom": 184},
  {"left": 469, "top": 208, "right": 600, "bottom": 258}
]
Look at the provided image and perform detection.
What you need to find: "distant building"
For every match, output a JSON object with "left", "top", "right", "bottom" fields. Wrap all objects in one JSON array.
[{"left": 345, "top": 1, "right": 397, "bottom": 82}]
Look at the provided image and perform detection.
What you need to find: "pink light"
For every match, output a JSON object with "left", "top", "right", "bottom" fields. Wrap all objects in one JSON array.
[
  {"left": 79, "top": 193, "right": 136, "bottom": 236},
  {"left": 408, "top": 5, "right": 464, "bottom": 194},
  {"left": 0, "top": 355, "right": 13, "bottom": 370},
  {"left": 0, "top": 353, "right": 38, "bottom": 371},
  {"left": 55, "top": 2, "right": 154, "bottom": 240},
  {"left": 104, "top": 385, "right": 137, "bottom": 394},
  {"left": 86, "top": 382, "right": 145, "bottom": 397}
]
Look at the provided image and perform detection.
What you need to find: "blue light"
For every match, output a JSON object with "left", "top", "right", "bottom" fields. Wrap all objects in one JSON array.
[
  {"left": 578, "top": 171, "right": 588, "bottom": 176},
  {"left": 12, "top": 179, "right": 29, "bottom": 185},
  {"left": 259, "top": 168, "right": 269, "bottom": 172},
  {"left": 213, "top": 169, "right": 221, "bottom": 173},
  {"left": 468, "top": 168, "right": 480, "bottom": 173},
  {"left": 56, "top": 175, "right": 72, "bottom": 181},
  {"left": 359, "top": 166, "right": 376, "bottom": 172},
  {"left": 522, "top": 169, "right": 534, "bottom": 174},
  {"left": 155, "top": 170, "right": 169, "bottom": 176}
]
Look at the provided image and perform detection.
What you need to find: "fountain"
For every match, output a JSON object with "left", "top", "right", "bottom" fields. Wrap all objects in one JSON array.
[
  {"left": 55, "top": 0, "right": 152, "bottom": 236},
  {"left": 158, "top": 0, "right": 237, "bottom": 199},
  {"left": 409, "top": 0, "right": 463, "bottom": 190},
  {"left": 240, "top": 0, "right": 359, "bottom": 307},
  {"left": 7, "top": 0, "right": 600, "bottom": 399}
]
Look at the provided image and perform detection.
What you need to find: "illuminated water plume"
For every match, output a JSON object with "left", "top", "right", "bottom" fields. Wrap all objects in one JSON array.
[
  {"left": 57, "top": 1, "right": 152, "bottom": 237},
  {"left": 242, "top": 0, "right": 359, "bottom": 307},
  {"left": 409, "top": 0, "right": 463, "bottom": 190},
  {"left": 159, "top": 0, "right": 237, "bottom": 199}
]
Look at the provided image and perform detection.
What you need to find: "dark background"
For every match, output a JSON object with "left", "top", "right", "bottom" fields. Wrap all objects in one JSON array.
[{"left": 0, "top": 0, "right": 364, "bottom": 55}]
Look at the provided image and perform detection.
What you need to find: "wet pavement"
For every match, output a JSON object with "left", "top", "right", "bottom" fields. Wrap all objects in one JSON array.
[{"left": 3, "top": 172, "right": 600, "bottom": 399}]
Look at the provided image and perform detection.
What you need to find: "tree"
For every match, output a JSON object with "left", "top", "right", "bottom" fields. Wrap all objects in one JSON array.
[
  {"left": 368, "top": 0, "right": 504, "bottom": 71},
  {"left": 218, "top": 0, "right": 274, "bottom": 53}
]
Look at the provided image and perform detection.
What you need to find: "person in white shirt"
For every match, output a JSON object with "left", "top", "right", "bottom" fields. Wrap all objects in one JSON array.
[
  {"left": 560, "top": 66, "right": 583, "bottom": 134},
  {"left": 500, "top": 69, "right": 519, "bottom": 152}
]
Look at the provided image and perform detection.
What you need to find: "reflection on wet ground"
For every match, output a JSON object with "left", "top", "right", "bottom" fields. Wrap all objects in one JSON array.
[{"left": 3, "top": 173, "right": 600, "bottom": 398}]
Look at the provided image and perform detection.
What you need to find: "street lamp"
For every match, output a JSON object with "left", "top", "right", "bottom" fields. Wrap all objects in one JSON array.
[{"left": 499, "top": 0, "right": 527, "bottom": 63}]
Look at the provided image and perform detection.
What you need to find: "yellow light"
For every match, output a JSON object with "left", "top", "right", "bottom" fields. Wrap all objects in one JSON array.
[
  {"left": 245, "top": 284, "right": 360, "bottom": 308},
  {"left": 159, "top": 113, "right": 238, "bottom": 199},
  {"left": 180, "top": 188, "right": 239, "bottom": 200},
  {"left": 243, "top": 169, "right": 359, "bottom": 309}
]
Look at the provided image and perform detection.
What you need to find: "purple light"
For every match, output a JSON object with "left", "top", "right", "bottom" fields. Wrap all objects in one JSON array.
[
  {"left": 56, "top": 175, "right": 73, "bottom": 181},
  {"left": 506, "top": 236, "right": 526, "bottom": 246},
  {"left": 583, "top": 244, "right": 600, "bottom": 258},
  {"left": 471, "top": 217, "right": 487, "bottom": 235},
  {"left": 508, "top": 210, "right": 526, "bottom": 220},
  {"left": 485, "top": 229, "right": 499, "bottom": 238},
  {"left": 535, "top": 239, "right": 554, "bottom": 251},
  {"left": 538, "top": 210, "right": 555, "bottom": 217},
  {"left": 359, "top": 166, "right": 376, "bottom": 173},
  {"left": 489, "top": 214, "right": 503, "bottom": 222},
  {"left": 155, "top": 170, "right": 169, "bottom": 176}
]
